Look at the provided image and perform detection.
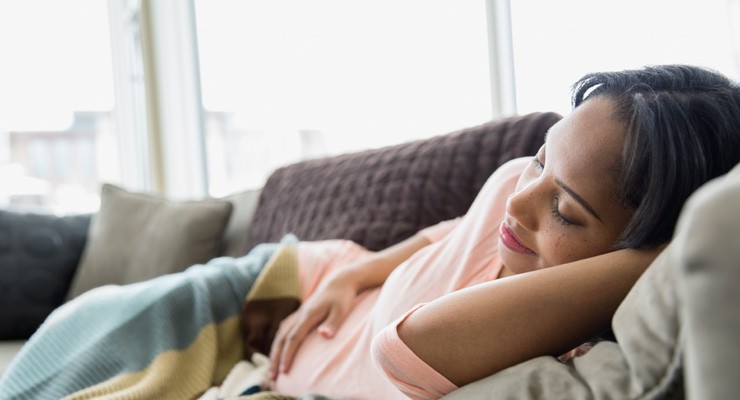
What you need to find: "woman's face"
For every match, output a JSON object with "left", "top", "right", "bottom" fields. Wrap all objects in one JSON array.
[{"left": 499, "top": 96, "right": 634, "bottom": 275}]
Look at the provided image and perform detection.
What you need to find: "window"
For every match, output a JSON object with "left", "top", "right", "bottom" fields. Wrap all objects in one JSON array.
[
  {"left": 194, "top": 0, "right": 494, "bottom": 196},
  {"left": 0, "top": 0, "right": 120, "bottom": 212},
  {"left": 510, "top": 0, "right": 738, "bottom": 115},
  {"left": 7, "top": 1, "right": 735, "bottom": 209}
]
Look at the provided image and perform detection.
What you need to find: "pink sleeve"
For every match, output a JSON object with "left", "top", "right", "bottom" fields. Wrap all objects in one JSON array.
[
  {"left": 418, "top": 217, "right": 462, "bottom": 243},
  {"left": 371, "top": 304, "right": 458, "bottom": 400}
]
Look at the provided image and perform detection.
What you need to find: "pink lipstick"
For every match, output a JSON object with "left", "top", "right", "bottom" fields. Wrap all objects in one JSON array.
[{"left": 499, "top": 221, "right": 535, "bottom": 254}]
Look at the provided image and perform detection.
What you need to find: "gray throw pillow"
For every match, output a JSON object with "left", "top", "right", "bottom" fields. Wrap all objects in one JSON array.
[{"left": 66, "top": 184, "right": 233, "bottom": 300}]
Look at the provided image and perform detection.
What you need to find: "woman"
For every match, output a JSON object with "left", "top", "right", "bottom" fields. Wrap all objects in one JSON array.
[{"left": 267, "top": 65, "right": 740, "bottom": 399}]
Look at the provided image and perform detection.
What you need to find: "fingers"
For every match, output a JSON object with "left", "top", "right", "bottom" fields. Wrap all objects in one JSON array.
[
  {"left": 269, "top": 336, "right": 282, "bottom": 380},
  {"left": 317, "top": 306, "right": 346, "bottom": 338},
  {"left": 269, "top": 312, "right": 295, "bottom": 380},
  {"left": 278, "top": 311, "right": 324, "bottom": 374},
  {"left": 269, "top": 300, "right": 351, "bottom": 380},
  {"left": 268, "top": 309, "right": 323, "bottom": 379}
]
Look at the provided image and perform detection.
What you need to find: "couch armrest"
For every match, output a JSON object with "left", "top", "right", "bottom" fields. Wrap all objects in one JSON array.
[{"left": 680, "top": 164, "right": 740, "bottom": 400}]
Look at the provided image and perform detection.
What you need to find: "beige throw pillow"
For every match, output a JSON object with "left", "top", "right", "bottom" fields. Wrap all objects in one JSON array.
[{"left": 66, "top": 184, "right": 233, "bottom": 300}]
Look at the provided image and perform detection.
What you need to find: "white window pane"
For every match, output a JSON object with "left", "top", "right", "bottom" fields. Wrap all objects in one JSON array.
[
  {"left": 510, "top": 0, "right": 737, "bottom": 115},
  {"left": 0, "top": 0, "right": 120, "bottom": 212},
  {"left": 195, "top": 0, "right": 493, "bottom": 195}
]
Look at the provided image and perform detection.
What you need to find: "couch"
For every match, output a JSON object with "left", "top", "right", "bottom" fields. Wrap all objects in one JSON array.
[
  {"left": 0, "top": 112, "right": 558, "bottom": 377},
  {"left": 2, "top": 110, "right": 738, "bottom": 399}
]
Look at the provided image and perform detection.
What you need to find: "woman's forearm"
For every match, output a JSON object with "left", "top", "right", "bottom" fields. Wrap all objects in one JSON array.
[
  {"left": 397, "top": 247, "right": 661, "bottom": 386},
  {"left": 337, "top": 233, "right": 431, "bottom": 293}
]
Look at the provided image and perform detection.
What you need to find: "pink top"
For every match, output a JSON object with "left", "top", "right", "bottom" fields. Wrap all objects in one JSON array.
[{"left": 272, "top": 157, "right": 529, "bottom": 399}]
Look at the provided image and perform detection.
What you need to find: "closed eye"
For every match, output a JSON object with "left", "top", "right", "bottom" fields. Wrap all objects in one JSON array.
[
  {"left": 532, "top": 156, "right": 544, "bottom": 171},
  {"left": 551, "top": 196, "right": 574, "bottom": 226}
]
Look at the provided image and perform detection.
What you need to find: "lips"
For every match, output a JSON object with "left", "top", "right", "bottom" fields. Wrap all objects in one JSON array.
[{"left": 499, "top": 221, "right": 535, "bottom": 254}]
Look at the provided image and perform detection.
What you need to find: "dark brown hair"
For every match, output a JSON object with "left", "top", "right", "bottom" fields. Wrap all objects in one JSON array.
[{"left": 572, "top": 65, "right": 740, "bottom": 248}]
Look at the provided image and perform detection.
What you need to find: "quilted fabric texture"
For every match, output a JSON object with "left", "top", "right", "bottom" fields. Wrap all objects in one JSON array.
[
  {"left": 246, "top": 112, "right": 562, "bottom": 252},
  {"left": 0, "top": 211, "right": 91, "bottom": 339}
]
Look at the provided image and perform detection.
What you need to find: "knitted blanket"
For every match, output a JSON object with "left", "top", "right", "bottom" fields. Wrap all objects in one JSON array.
[{"left": 0, "top": 239, "right": 305, "bottom": 400}]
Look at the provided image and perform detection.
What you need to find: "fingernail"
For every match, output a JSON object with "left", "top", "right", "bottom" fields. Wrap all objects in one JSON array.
[{"left": 318, "top": 326, "right": 333, "bottom": 337}]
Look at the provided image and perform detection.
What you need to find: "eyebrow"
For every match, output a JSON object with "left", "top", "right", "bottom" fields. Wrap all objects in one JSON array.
[{"left": 554, "top": 179, "right": 602, "bottom": 221}]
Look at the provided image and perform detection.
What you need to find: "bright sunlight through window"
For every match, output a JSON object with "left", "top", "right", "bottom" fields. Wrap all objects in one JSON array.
[
  {"left": 510, "top": 0, "right": 738, "bottom": 115},
  {"left": 0, "top": 0, "right": 118, "bottom": 213},
  {"left": 194, "top": 0, "right": 493, "bottom": 196}
]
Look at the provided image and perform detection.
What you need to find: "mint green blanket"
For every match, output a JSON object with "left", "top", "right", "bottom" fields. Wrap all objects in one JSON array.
[{"left": 0, "top": 242, "right": 286, "bottom": 400}]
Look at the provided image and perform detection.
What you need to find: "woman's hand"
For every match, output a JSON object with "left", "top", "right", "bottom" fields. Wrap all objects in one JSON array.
[
  {"left": 269, "top": 269, "right": 360, "bottom": 379},
  {"left": 268, "top": 233, "right": 433, "bottom": 379}
]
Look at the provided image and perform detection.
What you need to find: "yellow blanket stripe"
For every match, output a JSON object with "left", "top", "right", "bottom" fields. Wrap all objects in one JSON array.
[
  {"left": 64, "top": 316, "right": 243, "bottom": 400},
  {"left": 246, "top": 245, "right": 300, "bottom": 301},
  {"left": 63, "top": 244, "right": 300, "bottom": 400}
]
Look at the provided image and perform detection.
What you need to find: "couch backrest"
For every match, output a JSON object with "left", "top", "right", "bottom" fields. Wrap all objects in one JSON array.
[{"left": 246, "top": 112, "right": 562, "bottom": 252}]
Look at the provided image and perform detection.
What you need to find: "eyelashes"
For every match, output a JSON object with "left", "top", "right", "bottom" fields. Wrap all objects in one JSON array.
[
  {"left": 532, "top": 157, "right": 544, "bottom": 171},
  {"left": 551, "top": 196, "right": 573, "bottom": 226},
  {"left": 532, "top": 156, "right": 574, "bottom": 226}
]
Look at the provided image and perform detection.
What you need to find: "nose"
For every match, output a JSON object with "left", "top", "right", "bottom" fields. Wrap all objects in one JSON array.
[{"left": 506, "top": 182, "right": 539, "bottom": 232}]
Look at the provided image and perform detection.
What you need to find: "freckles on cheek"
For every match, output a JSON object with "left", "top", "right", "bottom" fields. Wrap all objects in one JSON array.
[
  {"left": 561, "top": 235, "right": 594, "bottom": 264},
  {"left": 544, "top": 229, "right": 565, "bottom": 265},
  {"left": 551, "top": 232, "right": 577, "bottom": 264}
]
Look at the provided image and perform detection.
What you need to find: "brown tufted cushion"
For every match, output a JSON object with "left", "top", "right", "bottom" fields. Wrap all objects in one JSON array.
[{"left": 246, "top": 112, "right": 562, "bottom": 252}]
